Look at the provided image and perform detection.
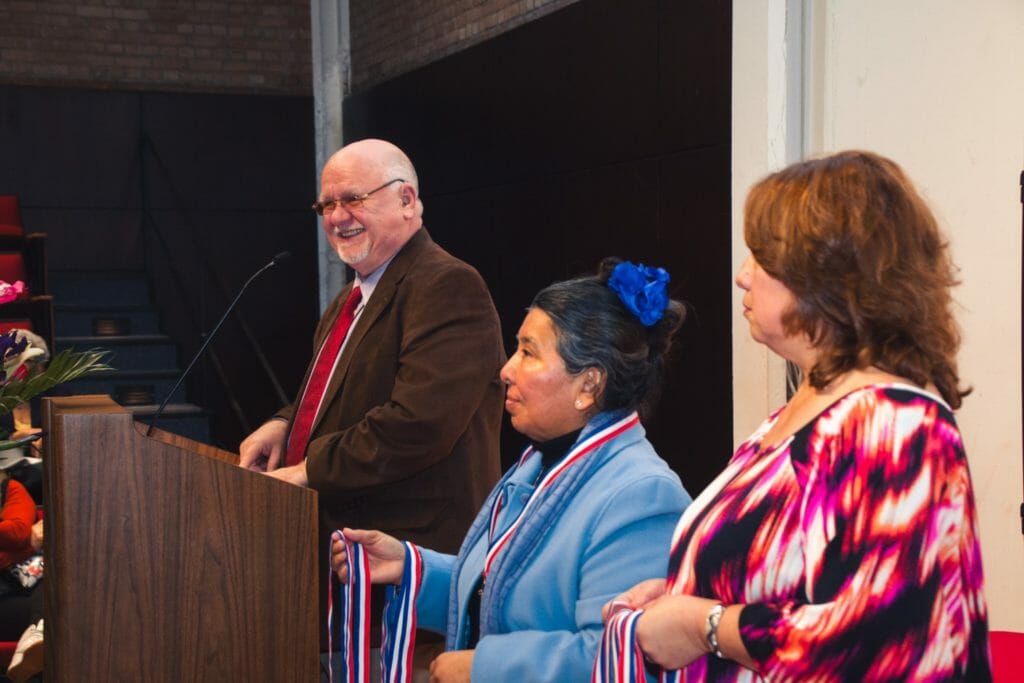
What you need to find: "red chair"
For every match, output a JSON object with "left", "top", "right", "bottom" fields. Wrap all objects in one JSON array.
[
  {"left": 0, "top": 196, "right": 52, "bottom": 353},
  {"left": 0, "top": 195, "right": 24, "bottom": 230},
  {"left": 992, "top": 630, "right": 1024, "bottom": 682},
  {"left": 0, "top": 195, "right": 47, "bottom": 297}
]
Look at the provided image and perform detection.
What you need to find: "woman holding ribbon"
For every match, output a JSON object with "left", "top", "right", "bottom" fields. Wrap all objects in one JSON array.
[
  {"left": 331, "top": 258, "right": 692, "bottom": 682},
  {"left": 599, "top": 151, "right": 990, "bottom": 682}
]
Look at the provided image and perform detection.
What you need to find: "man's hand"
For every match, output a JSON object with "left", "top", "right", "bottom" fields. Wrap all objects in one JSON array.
[
  {"left": 330, "top": 528, "right": 407, "bottom": 585},
  {"left": 265, "top": 460, "right": 309, "bottom": 487},
  {"left": 239, "top": 419, "right": 288, "bottom": 471}
]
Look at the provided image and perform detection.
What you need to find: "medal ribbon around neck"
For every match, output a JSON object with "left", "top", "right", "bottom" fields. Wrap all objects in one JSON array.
[
  {"left": 483, "top": 412, "right": 640, "bottom": 577},
  {"left": 327, "top": 531, "right": 423, "bottom": 683}
]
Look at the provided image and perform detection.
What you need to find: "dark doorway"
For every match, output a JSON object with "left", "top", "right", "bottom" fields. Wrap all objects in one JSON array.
[{"left": 344, "top": 0, "right": 733, "bottom": 491}]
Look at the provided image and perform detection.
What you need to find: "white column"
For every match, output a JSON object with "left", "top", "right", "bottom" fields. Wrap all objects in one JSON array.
[
  {"left": 310, "top": 0, "right": 350, "bottom": 311},
  {"left": 731, "top": 0, "right": 808, "bottom": 443}
]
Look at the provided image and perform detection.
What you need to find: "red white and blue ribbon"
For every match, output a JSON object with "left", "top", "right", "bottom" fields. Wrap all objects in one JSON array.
[
  {"left": 483, "top": 412, "right": 640, "bottom": 576},
  {"left": 662, "top": 668, "right": 682, "bottom": 682},
  {"left": 381, "top": 542, "right": 423, "bottom": 683},
  {"left": 593, "top": 605, "right": 646, "bottom": 683},
  {"left": 329, "top": 531, "right": 372, "bottom": 683},
  {"left": 593, "top": 603, "right": 686, "bottom": 683},
  {"left": 328, "top": 531, "right": 423, "bottom": 683}
]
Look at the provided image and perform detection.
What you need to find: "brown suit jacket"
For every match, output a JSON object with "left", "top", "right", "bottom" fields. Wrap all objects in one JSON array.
[{"left": 278, "top": 228, "right": 504, "bottom": 554}]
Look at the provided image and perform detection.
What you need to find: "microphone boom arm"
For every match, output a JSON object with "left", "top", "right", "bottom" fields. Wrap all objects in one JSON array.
[{"left": 146, "top": 252, "right": 290, "bottom": 437}]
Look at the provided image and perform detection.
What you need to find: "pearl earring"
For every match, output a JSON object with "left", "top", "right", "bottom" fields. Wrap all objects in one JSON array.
[{"left": 574, "top": 399, "right": 583, "bottom": 409}]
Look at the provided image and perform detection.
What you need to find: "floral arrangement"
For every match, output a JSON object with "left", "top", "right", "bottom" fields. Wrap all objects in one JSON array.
[
  {"left": 607, "top": 261, "right": 671, "bottom": 326},
  {"left": 0, "top": 280, "right": 112, "bottom": 447},
  {"left": 0, "top": 280, "right": 26, "bottom": 304}
]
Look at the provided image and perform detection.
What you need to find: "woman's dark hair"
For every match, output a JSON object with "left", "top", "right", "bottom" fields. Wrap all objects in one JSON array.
[
  {"left": 744, "top": 150, "right": 968, "bottom": 407},
  {"left": 530, "top": 258, "right": 686, "bottom": 418}
]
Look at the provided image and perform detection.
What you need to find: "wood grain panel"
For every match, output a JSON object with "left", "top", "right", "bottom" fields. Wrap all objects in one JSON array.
[{"left": 43, "top": 395, "right": 319, "bottom": 681}]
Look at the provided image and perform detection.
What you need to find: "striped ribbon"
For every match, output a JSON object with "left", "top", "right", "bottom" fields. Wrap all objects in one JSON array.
[
  {"left": 592, "top": 606, "right": 646, "bottom": 683},
  {"left": 592, "top": 605, "right": 684, "bottom": 683},
  {"left": 328, "top": 531, "right": 423, "bottom": 683},
  {"left": 381, "top": 542, "right": 423, "bottom": 683},
  {"left": 483, "top": 412, "right": 640, "bottom": 576},
  {"left": 329, "top": 531, "right": 372, "bottom": 683}
]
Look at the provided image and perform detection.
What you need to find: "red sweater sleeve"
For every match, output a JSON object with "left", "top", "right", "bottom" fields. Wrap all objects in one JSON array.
[{"left": 0, "top": 479, "right": 37, "bottom": 568}]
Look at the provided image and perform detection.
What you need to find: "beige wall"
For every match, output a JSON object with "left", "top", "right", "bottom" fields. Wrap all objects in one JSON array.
[{"left": 733, "top": 0, "right": 1024, "bottom": 630}]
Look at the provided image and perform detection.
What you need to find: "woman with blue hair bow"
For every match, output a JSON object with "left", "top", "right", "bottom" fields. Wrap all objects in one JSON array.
[{"left": 331, "top": 258, "right": 692, "bottom": 683}]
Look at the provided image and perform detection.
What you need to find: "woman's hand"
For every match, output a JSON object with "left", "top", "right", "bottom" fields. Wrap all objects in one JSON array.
[
  {"left": 429, "top": 650, "right": 474, "bottom": 683},
  {"left": 602, "top": 578, "right": 666, "bottom": 621},
  {"left": 635, "top": 593, "right": 719, "bottom": 670},
  {"left": 330, "top": 528, "right": 407, "bottom": 585}
]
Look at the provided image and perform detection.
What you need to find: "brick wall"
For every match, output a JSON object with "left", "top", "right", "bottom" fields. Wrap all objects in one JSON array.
[
  {"left": 350, "top": 0, "right": 580, "bottom": 91},
  {"left": 0, "top": 0, "right": 312, "bottom": 95},
  {"left": 0, "top": 0, "right": 579, "bottom": 96}
]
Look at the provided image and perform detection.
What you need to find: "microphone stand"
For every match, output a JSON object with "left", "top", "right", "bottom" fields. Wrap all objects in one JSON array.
[{"left": 146, "top": 251, "right": 291, "bottom": 436}]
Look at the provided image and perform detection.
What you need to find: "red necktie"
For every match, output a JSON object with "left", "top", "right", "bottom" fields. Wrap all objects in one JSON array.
[{"left": 285, "top": 285, "right": 362, "bottom": 466}]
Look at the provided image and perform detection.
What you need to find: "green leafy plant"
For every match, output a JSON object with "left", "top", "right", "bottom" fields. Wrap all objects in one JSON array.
[
  {"left": 0, "top": 321, "right": 113, "bottom": 449},
  {"left": 0, "top": 347, "right": 113, "bottom": 415}
]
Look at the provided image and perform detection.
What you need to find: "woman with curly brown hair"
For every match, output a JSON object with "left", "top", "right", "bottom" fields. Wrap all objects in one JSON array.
[{"left": 600, "top": 151, "right": 991, "bottom": 682}]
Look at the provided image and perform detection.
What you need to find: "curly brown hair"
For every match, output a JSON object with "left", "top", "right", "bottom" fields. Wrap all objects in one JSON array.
[{"left": 743, "top": 150, "right": 968, "bottom": 408}]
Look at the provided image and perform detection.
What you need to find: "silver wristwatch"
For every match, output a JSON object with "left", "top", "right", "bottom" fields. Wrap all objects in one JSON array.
[{"left": 705, "top": 603, "right": 726, "bottom": 658}]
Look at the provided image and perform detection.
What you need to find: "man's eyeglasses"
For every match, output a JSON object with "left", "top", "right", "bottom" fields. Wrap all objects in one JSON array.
[{"left": 312, "top": 178, "right": 406, "bottom": 216}]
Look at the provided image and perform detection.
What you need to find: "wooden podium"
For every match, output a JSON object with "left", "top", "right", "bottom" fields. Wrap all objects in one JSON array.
[{"left": 42, "top": 395, "right": 319, "bottom": 681}]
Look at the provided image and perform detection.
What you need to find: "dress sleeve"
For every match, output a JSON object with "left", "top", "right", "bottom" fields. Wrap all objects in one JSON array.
[
  {"left": 472, "top": 474, "right": 689, "bottom": 683},
  {"left": 738, "top": 393, "right": 988, "bottom": 681}
]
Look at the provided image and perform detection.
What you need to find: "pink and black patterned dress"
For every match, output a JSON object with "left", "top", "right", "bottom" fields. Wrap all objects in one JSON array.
[{"left": 665, "top": 384, "right": 991, "bottom": 682}]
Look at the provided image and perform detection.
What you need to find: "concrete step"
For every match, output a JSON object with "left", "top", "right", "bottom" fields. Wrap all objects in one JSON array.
[
  {"left": 49, "top": 269, "right": 212, "bottom": 445},
  {"left": 48, "top": 368, "right": 186, "bottom": 406},
  {"left": 50, "top": 270, "right": 152, "bottom": 308},
  {"left": 55, "top": 304, "right": 161, "bottom": 337},
  {"left": 56, "top": 334, "right": 179, "bottom": 371}
]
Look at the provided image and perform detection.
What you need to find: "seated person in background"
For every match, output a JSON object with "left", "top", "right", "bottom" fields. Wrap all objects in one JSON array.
[
  {"left": 2, "top": 470, "right": 44, "bottom": 683},
  {"left": 0, "top": 473, "right": 38, "bottom": 553},
  {"left": 333, "top": 259, "right": 693, "bottom": 683},
  {"left": 5, "top": 588, "right": 42, "bottom": 683},
  {"left": 605, "top": 150, "right": 990, "bottom": 682}
]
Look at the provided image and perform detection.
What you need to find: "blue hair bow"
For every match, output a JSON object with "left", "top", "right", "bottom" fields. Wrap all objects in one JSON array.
[{"left": 608, "top": 261, "right": 670, "bottom": 326}]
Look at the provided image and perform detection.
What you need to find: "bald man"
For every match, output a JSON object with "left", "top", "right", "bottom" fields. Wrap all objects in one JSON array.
[{"left": 239, "top": 139, "right": 504, "bottom": 662}]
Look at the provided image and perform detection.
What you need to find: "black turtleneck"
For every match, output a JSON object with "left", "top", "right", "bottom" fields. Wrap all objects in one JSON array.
[
  {"left": 466, "top": 426, "right": 584, "bottom": 648},
  {"left": 530, "top": 427, "right": 584, "bottom": 483}
]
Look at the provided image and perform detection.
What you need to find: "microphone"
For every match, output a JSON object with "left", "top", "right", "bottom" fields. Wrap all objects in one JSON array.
[{"left": 146, "top": 251, "right": 292, "bottom": 436}]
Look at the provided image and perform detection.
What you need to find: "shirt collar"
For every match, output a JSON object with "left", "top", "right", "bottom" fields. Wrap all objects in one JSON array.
[{"left": 352, "top": 252, "right": 398, "bottom": 304}]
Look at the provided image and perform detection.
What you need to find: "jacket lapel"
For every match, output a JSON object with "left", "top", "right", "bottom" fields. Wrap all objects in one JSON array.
[{"left": 309, "top": 229, "right": 431, "bottom": 434}]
